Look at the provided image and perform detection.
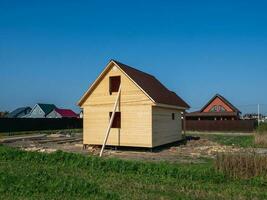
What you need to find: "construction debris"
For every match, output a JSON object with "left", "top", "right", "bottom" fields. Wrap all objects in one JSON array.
[
  {"left": 37, "top": 137, "right": 82, "bottom": 144},
  {"left": 23, "top": 147, "right": 57, "bottom": 153},
  {"left": 47, "top": 133, "right": 65, "bottom": 138},
  {"left": 1, "top": 132, "right": 85, "bottom": 155},
  {"left": 2, "top": 132, "right": 265, "bottom": 163},
  {"left": 171, "top": 139, "right": 243, "bottom": 158}
]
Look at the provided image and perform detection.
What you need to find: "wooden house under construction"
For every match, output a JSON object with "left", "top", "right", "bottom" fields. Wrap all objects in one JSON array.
[{"left": 78, "top": 60, "right": 190, "bottom": 148}]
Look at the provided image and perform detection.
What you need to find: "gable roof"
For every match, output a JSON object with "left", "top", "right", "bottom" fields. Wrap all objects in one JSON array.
[
  {"left": 7, "top": 107, "right": 31, "bottom": 118},
  {"left": 54, "top": 108, "right": 78, "bottom": 118},
  {"left": 78, "top": 60, "right": 190, "bottom": 109},
  {"left": 37, "top": 103, "right": 57, "bottom": 115},
  {"left": 200, "top": 94, "right": 241, "bottom": 113}
]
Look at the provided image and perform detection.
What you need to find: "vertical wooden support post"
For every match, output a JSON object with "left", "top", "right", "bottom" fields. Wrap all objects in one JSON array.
[{"left": 99, "top": 86, "right": 121, "bottom": 157}]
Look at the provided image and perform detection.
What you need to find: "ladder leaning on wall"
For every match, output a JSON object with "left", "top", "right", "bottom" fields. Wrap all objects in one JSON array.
[{"left": 99, "top": 85, "right": 121, "bottom": 157}]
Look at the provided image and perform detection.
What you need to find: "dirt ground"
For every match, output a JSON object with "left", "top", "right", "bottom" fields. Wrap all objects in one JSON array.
[
  {"left": 1, "top": 132, "right": 254, "bottom": 163},
  {"left": 187, "top": 131, "right": 254, "bottom": 136},
  {"left": 100, "top": 139, "right": 245, "bottom": 163}
]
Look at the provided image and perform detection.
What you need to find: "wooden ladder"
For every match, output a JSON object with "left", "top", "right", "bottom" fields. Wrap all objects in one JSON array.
[{"left": 99, "top": 85, "right": 121, "bottom": 157}]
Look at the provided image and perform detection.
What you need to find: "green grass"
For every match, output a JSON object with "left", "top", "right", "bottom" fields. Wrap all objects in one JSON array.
[
  {"left": 1, "top": 145, "right": 267, "bottom": 199},
  {"left": 257, "top": 123, "right": 267, "bottom": 133},
  {"left": 191, "top": 133, "right": 255, "bottom": 148}
]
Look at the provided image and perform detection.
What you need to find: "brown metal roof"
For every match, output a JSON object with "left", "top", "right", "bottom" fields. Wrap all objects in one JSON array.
[
  {"left": 112, "top": 60, "right": 190, "bottom": 109},
  {"left": 186, "top": 111, "right": 239, "bottom": 117}
]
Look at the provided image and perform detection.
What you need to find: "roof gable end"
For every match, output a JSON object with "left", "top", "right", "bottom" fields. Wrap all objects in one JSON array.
[
  {"left": 78, "top": 60, "right": 190, "bottom": 109},
  {"left": 7, "top": 107, "right": 31, "bottom": 118},
  {"left": 77, "top": 60, "right": 154, "bottom": 106},
  {"left": 200, "top": 94, "right": 241, "bottom": 113}
]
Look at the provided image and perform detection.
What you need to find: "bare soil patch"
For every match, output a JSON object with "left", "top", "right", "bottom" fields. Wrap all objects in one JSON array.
[{"left": 1, "top": 132, "right": 262, "bottom": 163}]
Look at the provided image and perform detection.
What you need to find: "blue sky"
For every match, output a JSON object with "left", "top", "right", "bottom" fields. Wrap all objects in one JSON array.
[{"left": 0, "top": 0, "right": 267, "bottom": 114}]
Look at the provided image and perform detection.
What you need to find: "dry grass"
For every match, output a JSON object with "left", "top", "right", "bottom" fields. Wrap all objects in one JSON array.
[
  {"left": 215, "top": 152, "right": 267, "bottom": 179},
  {"left": 255, "top": 132, "right": 267, "bottom": 147},
  {"left": 254, "top": 123, "right": 267, "bottom": 147}
]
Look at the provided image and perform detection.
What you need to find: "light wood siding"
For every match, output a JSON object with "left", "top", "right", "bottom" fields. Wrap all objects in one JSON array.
[
  {"left": 82, "top": 63, "right": 153, "bottom": 147},
  {"left": 152, "top": 106, "right": 183, "bottom": 147}
]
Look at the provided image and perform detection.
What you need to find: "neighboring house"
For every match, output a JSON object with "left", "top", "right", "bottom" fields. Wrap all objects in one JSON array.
[
  {"left": 186, "top": 94, "right": 241, "bottom": 120},
  {"left": 242, "top": 114, "right": 266, "bottom": 123},
  {"left": 78, "top": 59, "right": 190, "bottom": 148},
  {"left": 27, "top": 103, "right": 57, "bottom": 118},
  {"left": 242, "top": 113, "right": 262, "bottom": 120},
  {"left": 47, "top": 108, "right": 78, "bottom": 118},
  {"left": 6, "top": 107, "right": 32, "bottom": 118}
]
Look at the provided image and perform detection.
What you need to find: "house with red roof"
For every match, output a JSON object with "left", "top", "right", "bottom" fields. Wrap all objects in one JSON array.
[
  {"left": 186, "top": 94, "right": 241, "bottom": 120},
  {"left": 78, "top": 59, "right": 189, "bottom": 148},
  {"left": 46, "top": 108, "right": 78, "bottom": 118}
]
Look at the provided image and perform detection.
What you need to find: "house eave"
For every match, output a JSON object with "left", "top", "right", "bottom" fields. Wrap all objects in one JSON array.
[{"left": 153, "top": 103, "right": 189, "bottom": 110}]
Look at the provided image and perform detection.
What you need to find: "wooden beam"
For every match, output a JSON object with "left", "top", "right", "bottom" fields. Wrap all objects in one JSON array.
[{"left": 99, "top": 85, "right": 121, "bottom": 157}]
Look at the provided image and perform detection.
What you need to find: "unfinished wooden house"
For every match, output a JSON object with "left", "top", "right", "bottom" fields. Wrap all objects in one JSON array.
[{"left": 78, "top": 60, "right": 190, "bottom": 149}]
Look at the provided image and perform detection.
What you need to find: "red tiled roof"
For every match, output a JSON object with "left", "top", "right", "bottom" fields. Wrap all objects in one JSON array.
[
  {"left": 113, "top": 60, "right": 190, "bottom": 108},
  {"left": 55, "top": 108, "right": 78, "bottom": 118}
]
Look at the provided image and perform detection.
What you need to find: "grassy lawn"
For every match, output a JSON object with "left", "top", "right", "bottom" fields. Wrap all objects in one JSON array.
[
  {"left": 189, "top": 133, "right": 255, "bottom": 148},
  {"left": 1, "top": 145, "right": 267, "bottom": 200}
]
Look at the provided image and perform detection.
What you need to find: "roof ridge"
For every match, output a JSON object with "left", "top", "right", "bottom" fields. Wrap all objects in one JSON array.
[
  {"left": 112, "top": 59, "right": 190, "bottom": 108},
  {"left": 111, "top": 59, "right": 156, "bottom": 78},
  {"left": 112, "top": 59, "right": 176, "bottom": 94},
  {"left": 216, "top": 94, "right": 241, "bottom": 113}
]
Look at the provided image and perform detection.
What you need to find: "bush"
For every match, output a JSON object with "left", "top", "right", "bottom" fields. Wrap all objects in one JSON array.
[{"left": 215, "top": 153, "right": 267, "bottom": 179}]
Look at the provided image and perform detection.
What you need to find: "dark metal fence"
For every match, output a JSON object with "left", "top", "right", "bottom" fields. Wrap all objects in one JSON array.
[
  {"left": 185, "top": 120, "right": 257, "bottom": 132},
  {"left": 0, "top": 118, "right": 82, "bottom": 133}
]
